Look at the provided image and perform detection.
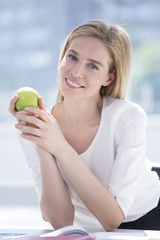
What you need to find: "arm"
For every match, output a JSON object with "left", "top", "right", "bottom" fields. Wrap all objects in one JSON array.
[
  {"left": 36, "top": 145, "right": 74, "bottom": 229},
  {"left": 9, "top": 96, "right": 74, "bottom": 229},
  {"left": 15, "top": 106, "right": 124, "bottom": 231},
  {"left": 53, "top": 106, "right": 148, "bottom": 230},
  {"left": 55, "top": 145, "right": 125, "bottom": 231},
  {"left": 13, "top": 102, "right": 148, "bottom": 231},
  {"left": 108, "top": 106, "right": 148, "bottom": 218}
]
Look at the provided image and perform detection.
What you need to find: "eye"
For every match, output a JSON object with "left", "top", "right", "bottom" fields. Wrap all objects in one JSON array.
[
  {"left": 89, "top": 63, "right": 98, "bottom": 70},
  {"left": 68, "top": 54, "right": 77, "bottom": 61}
]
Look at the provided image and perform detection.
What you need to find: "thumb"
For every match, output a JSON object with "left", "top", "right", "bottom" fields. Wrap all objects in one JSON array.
[{"left": 38, "top": 96, "right": 46, "bottom": 111}]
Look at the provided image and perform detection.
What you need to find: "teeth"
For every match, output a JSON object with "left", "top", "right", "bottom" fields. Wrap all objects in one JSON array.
[{"left": 67, "top": 79, "right": 81, "bottom": 88}]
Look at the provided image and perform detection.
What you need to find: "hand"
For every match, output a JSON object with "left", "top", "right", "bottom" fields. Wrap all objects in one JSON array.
[
  {"left": 9, "top": 95, "right": 45, "bottom": 127},
  {"left": 9, "top": 95, "right": 18, "bottom": 118},
  {"left": 15, "top": 97, "right": 67, "bottom": 156},
  {"left": 9, "top": 95, "right": 26, "bottom": 125}
]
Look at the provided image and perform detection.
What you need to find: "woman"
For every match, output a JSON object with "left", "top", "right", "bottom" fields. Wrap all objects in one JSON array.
[{"left": 9, "top": 20, "right": 160, "bottom": 232}]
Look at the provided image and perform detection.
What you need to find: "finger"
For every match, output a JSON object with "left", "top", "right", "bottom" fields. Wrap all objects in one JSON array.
[
  {"left": 17, "top": 120, "right": 24, "bottom": 125},
  {"left": 38, "top": 96, "right": 46, "bottom": 111},
  {"left": 15, "top": 123, "right": 41, "bottom": 137},
  {"left": 16, "top": 109, "right": 31, "bottom": 123},
  {"left": 24, "top": 107, "right": 52, "bottom": 123},
  {"left": 18, "top": 119, "right": 33, "bottom": 127},
  {"left": 9, "top": 95, "right": 18, "bottom": 117},
  {"left": 38, "top": 97, "right": 52, "bottom": 118},
  {"left": 20, "top": 120, "right": 26, "bottom": 125},
  {"left": 20, "top": 132, "right": 43, "bottom": 146},
  {"left": 16, "top": 111, "right": 45, "bottom": 129}
]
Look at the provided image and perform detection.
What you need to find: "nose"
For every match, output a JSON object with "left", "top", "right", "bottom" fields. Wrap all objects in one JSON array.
[{"left": 70, "top": 62, "right": 84, "bottom": 79}]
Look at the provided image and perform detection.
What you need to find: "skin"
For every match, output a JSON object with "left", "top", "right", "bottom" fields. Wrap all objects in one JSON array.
[{"left": 9, "top": 36, "right": 124, "bottom": 231}]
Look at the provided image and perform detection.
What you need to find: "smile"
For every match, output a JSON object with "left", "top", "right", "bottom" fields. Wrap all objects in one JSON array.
[{"left": 65, "top": 77, "right": 84, "bottom": 88}]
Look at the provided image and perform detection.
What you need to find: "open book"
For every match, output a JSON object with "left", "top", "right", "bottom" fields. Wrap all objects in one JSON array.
[
  {"left": 41, "top": 225, "right": 89, "bottom": 236},
  {"left": 41, "top": 225, "right": 149, "bottom": 240},
  {"left": 2, "top": 225, "right": 158, "bottom": 240}
]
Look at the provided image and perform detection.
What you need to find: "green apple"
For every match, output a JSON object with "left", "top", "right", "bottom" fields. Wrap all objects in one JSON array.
[{"left": 15, "top": 87, "right": 39, "bottom": 111}]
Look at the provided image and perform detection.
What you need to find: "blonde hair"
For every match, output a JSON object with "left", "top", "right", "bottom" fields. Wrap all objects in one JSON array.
[{"left": 56, "top": 20, "right": 132, "bottom": 103}]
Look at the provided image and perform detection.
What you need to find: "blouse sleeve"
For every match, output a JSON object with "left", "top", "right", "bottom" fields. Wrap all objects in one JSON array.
[
  {"left": 108, "top": 104, "right": 148, "bottom": 217},
  {"left": 18, "top": 134, "right": 42, "bottom": 200}
]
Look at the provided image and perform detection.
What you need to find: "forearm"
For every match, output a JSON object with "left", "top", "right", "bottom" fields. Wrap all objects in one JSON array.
[
  {"left": 36, "top": 146, "right": 74, "bottom": 229},
  {"left": 18, "top": 136, "right": 42, "bottom": 198},
  {"left": 55, "top": 144, "right": 124, "bottom": 231}
]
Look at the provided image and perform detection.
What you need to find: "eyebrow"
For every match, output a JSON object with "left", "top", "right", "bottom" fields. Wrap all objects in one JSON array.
[{"left": 68, "top": 49, "right": 104, "bottom": 68}]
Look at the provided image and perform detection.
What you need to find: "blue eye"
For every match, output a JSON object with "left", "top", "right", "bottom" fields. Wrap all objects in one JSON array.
[
  {"left": 89, "top": 64, "right": 98, "bottom": 70},
  {"left": 68, "top": 54, "right": 77, "bottom": 61}
]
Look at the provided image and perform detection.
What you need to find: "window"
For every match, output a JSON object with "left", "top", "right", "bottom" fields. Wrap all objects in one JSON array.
[{"left": 1, "top": 0, "right": 160, "bottom": 186}]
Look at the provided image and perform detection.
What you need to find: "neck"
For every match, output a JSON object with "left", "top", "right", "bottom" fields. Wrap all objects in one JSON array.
[{"left": 61, "top": 96, "right": 103, "bottom": 127}]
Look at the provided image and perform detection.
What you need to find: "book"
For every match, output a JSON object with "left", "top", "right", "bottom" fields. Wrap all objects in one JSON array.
[
  {"left": 0, "top": 225, "right": 151, "bottom": 240},
  {"left": 41, "top": 225, "right": 89, "bottom": 237},
  {"left": 41, "top": 225, "right": 149, "bottom": 240},
  {"left": 0, "top": 236, "right": 92, "bottom": 240}
]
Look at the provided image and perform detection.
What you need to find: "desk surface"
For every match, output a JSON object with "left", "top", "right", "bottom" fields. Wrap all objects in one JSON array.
[
  {"left": 0, "top": 227, "right": 160, "bottom": 240},
  {"left": 0, "top": 227, "right": 52, "bottom": 238}
]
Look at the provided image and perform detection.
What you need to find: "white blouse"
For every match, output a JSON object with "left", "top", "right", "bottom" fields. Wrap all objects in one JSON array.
[{"left": 20, "top": 96, "right": 160, "bottom": 232}]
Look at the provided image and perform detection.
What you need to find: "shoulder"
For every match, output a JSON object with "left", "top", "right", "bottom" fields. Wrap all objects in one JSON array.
[{"left": 103, "top": 96, "right": 147, "bottom": 124}]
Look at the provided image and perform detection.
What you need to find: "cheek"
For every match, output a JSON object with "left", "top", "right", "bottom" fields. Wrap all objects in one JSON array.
[
  {"left": 58, "top": 66, "right": 65, "bottom": 82},
  {"left": 87, "top": 72, "right": 105, "bottom": 85},
  {"left": 59, "top": 59, "right": 70, "bottom": 76}
]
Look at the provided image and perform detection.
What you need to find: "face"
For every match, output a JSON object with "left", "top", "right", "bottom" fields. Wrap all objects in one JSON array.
[{"left": 58, "top": 36, "right": 114, "bottom": 101}]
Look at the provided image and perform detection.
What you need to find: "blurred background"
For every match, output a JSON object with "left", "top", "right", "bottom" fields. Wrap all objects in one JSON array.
[{"left": 0, "top": 0, "right": 160, "bottom": 228}]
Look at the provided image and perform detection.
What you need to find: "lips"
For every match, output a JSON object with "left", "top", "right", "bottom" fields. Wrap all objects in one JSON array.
[{"left": 65, "top": 77, "right": 84, "bottom": 88}]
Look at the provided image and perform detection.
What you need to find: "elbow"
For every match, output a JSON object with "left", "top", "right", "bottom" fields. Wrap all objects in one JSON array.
[
  {"left": 42, "top": 214, "right": 74, "bottom": 230},
  {"left": 101, "top": 212, "right": 125, "bottom": 232},
  {"left": 41, "top": 211, "right": 74, "bottom": 230},
  {"left": 103, "top": 222, "right": 121, "bottom": 232},
  {"left": 40, "top": 201, "right": 74, "bottom": 230},
  {"left": 102, "top": 220, "right": 123, "bottom": 232}
]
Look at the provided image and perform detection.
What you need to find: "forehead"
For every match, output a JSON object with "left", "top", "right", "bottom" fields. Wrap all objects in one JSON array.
[{"left": 68, "top": 36, "right": 110, "bottom": 62}]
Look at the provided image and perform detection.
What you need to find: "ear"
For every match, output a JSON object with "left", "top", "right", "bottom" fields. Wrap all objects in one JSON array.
[{"left": 102, "top": 69, "right": 115, "bottom": 87}]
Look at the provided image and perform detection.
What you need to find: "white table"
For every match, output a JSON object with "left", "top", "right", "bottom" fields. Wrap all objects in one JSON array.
[{"left": 0, "top": 226, "right": 160, "bottom": 240}]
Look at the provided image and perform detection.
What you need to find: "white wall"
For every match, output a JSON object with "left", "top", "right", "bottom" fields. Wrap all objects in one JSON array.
[
  {"left": 146, "top": 115, "right": 160, "bottom": 166},
  {"left": 0, "top": 122, "right": 32, "bottom": 186}
]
